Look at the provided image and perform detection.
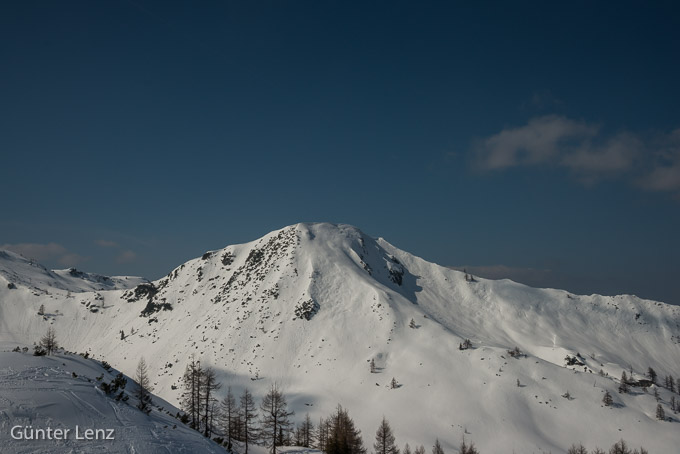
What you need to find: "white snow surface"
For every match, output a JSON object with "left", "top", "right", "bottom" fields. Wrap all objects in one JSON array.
[
  {"left": 0, "top": 249, "right": 147, "bottom": 293},
  {"left": 1, "top": 222, "right": 679, "bottom": 453},
  {"left": 0, "top": 351, "right": 224, "bottom": 453}
]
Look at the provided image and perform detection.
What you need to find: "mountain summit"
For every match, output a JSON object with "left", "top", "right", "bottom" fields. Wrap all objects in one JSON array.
[{"left": 1, "top": 222, "right": 679, "bottom": 453}]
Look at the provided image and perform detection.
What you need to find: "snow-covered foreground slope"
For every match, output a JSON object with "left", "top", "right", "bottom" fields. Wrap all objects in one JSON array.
[
  {"left": 0, "top": 351, "right": 224, "bottom": 453},
  {"left": 1, "top": 222, "right": 679, "bottom": 453}
]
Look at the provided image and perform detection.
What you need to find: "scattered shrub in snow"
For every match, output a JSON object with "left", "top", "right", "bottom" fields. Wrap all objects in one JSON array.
[
  {"left": 294, "top": 299, "right": 319, "bottom": 321},
  {"left": 565, "top": 355, "right": 584, "bottom": 366},
  {"left": 125, "top": 283, "right": 158, "bottom": 303},
  {"left": 508, "top": 346, "right": 522, "bottom": 358},
  {"left": 459, "top": 339, "right": 472, "bottom": 350},
  {"left": 221, "top": 251, "right": 235, "bottom": 266}
]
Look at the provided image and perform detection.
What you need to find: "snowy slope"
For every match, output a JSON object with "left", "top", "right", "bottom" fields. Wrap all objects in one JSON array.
[
  {"left": 0, "top": 350, "right": 224, "bottom": 453},
  {"left": 1, "top": 223, "right": 679, "bottom": 453},
  {"left": 0, "top": 250, "right": 146, "bottom": 293}
]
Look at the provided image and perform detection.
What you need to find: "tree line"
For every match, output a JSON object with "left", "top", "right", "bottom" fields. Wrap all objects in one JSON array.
[{"left": 24, "top": 329, "right": 656, "bottom": 454}]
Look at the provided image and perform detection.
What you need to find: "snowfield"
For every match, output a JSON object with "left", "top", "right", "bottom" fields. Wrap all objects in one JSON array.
[
  {"left": 1, "top": 222, "right": 679, "bottom": 453},
  {"left": 0, "top": 351, "right": 224, "bottom": 453}
]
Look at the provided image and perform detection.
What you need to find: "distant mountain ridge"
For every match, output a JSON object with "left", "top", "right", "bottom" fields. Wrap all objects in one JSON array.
[
  {"left": 1, "top": 222, "right": 679, "bottom": 453},
  {"left": 0, "top": 249, "right": 147, "bottom": 292}
]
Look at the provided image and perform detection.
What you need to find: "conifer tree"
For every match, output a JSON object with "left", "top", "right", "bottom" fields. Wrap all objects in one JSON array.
[
  {"left": 647, "top": 367, "right": 657, "bottom": 384},
  {"left": 201, "top": 366, "right": 221, "bottom": 438},
  {"left": 373, "top": 417, "right": 399, "bottom": 454},
  {"left": 618, "top": 372, "right": 629, "bottom": 394},
  {"left": 316, "top": 416, "right": 330, "bottom": 452},
  {"left": 566, "top": 444, "right": 587, "bottom": 454},
  {"left": 414, "top": 446, "right": 425, "bottom": 454},
  {"left": 300, "top": 413, "right": 315, "bottom": 448},
  {"left": 219, "top": 386, "right": 238, "bottom": 450},
  {"left": 240, "top": 388, "right": 258, "bottom": 454},
  {"left": 370, "top": 359, "right": 376, "bottom": 373},
  {"left": 326, "top": 405, "right": 366, "bottom": 454},
  {"left": 432, "top": 438, "right": 444, "bottom": 454},
  {"left": 260, "top": 383, "right": 294, "bottom": 454},
  {"left": 602, "top": 390, "right": 613, "bottom": 406},
  {"left": 656, "top": 403, "right": 665, "bottom": 420},
  {"left": 609, "top": 439, "right": 629, "bottom": 454},
  {"left": 39, "top": 327, "right": 58, "bottom": 355},
  {"left": 135, "top": 357, "right": 153, "bottom": 412},
  {"left": 295, "top": 425, "right": 304, "bottom": 446},
  {"left": 181, "top": 356, "right": 203, "bottom": 430},
  {"left": 403, "top": 443, "right": 412, "bottom": 454},
  {"left": 38, "top": 304, "right": 45, "bottom": 316},
  {"left": 459, "top": 438, "right": 479, "bottom": 454},
  {"left": 665, "top": 375, "right": 675, "bottom": 393}
]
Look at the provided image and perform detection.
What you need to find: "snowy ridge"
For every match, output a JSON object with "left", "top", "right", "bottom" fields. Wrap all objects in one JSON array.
[
  {"left": 0, "top": 250, "right": 146, "bottom": 293},
  {"left": 1, "top": 222, "right": 679, "bottom": 453}
]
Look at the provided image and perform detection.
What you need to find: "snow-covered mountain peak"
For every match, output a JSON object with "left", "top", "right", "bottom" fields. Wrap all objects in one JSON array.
[{"left": 2, "top": 224, "right": 680, "bottom": 453}]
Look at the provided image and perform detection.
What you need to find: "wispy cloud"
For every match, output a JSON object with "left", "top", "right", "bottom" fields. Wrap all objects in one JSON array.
[
  {"left": 95, "top": 239, "right": 119, "bottom": 248},
  {"left": 473, "top": 116, "right": 680, "bottom": 194},
  {"left": 522, "top": 89, "right": 563, "bottom": 110},
  {"left": 474, "top": 115, "right": 598, "bottom": 171},
  {"left": 0, "top": 242, "right": 86, "bottom": 266},
  {"left": 95, "top": 239, "right": 138, "bottom": 264},
  {"left": 636, "top": 128, "right": 680, "bottom": 193},
  {"left": 116, "top": 250, "right": 137, "bottom": 264}
]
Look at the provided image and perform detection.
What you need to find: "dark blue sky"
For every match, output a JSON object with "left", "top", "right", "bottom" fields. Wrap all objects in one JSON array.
[{"left": 2, "top": 1, "right": 679, "bottom": 304}]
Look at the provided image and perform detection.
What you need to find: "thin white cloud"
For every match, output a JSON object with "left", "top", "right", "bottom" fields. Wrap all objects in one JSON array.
[
  {"left": 523, "top": 89, "right": 563, "bottom": 110},
  {"left": 474, "top": 115, "right": 598, "bottom": 170},
  {"left": 474, "top": 116, "right": 680, "bottom": 194},
  {"left": 637, "top": 128, "right": 680, "bottom": 193},
  {"left": 59, "top": 253, "right": 87, "bottom": 267},
  {"left": 95, "top": 239, "right": 119, "bottom": 248},
  {"left": 116, "top": 250, "right": 137, "bottom": 264},
  {"left": 0, "top": 242, "right": 86, "bottom": 266}
]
